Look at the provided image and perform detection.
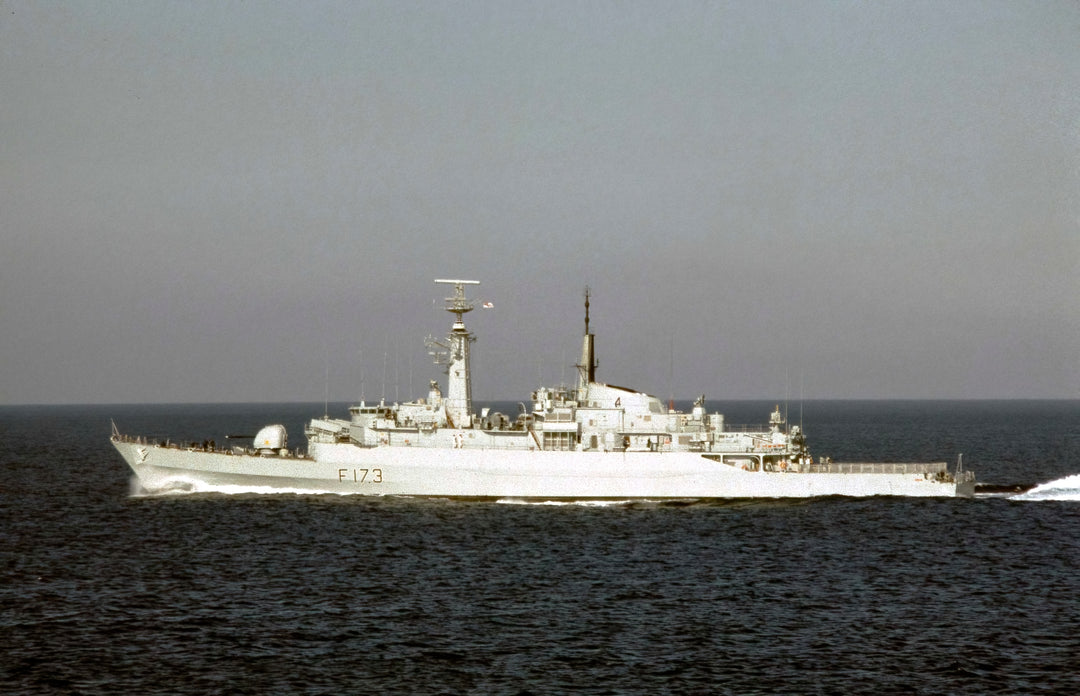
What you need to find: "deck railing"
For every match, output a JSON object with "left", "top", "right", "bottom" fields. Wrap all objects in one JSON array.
[{"left": 802, "top": 461, "right": 948, "bottom": 474}]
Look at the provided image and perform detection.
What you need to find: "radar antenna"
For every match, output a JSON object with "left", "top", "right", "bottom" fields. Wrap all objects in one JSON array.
[{"left": 434, "top": 278, "right": 479, "bottom": 326}]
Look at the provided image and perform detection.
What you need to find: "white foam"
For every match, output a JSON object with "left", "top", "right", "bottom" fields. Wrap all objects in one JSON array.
[
  {"left": 495, "top": 498, "right": 646, "bottom": 507},
  {"left": 1011, "top": 473, "right": 1080, "bottom": 501},
  {"left": 130, "top": 476, "right": 349, "bottom": 497}
]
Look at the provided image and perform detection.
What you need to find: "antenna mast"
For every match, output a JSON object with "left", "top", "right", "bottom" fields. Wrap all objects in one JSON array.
[
  {"left": 577, "top": 285, "right": 597, "bottom": 396},
  {"left": 584, "top": 285, "right": 591, "bottom": 335},
  {"left": 426, "top": 279, "right": 480, "bottom": 427}
]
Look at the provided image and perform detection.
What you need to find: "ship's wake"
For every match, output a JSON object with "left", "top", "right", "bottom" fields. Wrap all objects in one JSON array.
[
  {"left": 130, "top": 473, "right": 1080, "bottom": 502},
  {"left": 129, "top": 476, "right": 347, "bottom": 498},
  {"left": 1010, "top": 474, "right": 1080, "bottom": 501},
  {"left": 495, "top": 498, "right": 647, "bottom": 507}
]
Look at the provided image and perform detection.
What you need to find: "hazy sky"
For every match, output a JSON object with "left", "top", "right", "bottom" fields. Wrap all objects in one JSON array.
[{"left": 2, "top": 0, "right": 1078, "bottom": 404}]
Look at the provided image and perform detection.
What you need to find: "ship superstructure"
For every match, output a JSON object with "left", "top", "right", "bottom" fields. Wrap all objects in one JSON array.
[
  {"left": 112, "top": 279, "right": 976, "bottom": 498},
  {"left": 306, "top": 281, "right": 806, "bottom": 466}
]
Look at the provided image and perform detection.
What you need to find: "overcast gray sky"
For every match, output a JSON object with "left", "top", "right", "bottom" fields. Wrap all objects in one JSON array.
[{"left": 2, "top": 0, "right": 1078, "bottom": 404}]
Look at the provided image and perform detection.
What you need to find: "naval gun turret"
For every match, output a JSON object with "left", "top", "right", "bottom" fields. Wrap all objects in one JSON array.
[{"left": 253, "top": 424, "right": 287, "bottom": 456}]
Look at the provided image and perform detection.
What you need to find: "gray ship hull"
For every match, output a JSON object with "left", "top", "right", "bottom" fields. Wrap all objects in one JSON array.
[{"left": 112, "top": 438, "right": 975, "bottom": 498}]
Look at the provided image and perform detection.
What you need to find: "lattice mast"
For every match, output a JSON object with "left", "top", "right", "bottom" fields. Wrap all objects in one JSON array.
[{"left": 426, "top": 279, "right": 479, "bottom": 428}]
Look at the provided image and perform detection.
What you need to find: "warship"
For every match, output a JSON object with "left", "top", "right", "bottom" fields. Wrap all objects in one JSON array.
[{"left": 112, "top": 279, "right": 976, "bottom": 498}]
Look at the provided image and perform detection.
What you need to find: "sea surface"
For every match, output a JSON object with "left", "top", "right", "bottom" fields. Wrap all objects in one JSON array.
[{"left": 2, "top": 400, "right": 1079, "bottom": 695}]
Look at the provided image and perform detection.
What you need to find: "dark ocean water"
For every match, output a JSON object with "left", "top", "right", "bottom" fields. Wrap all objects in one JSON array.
[{"left": 2, "top": 400, "right": 1079, "bottom": 695}]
